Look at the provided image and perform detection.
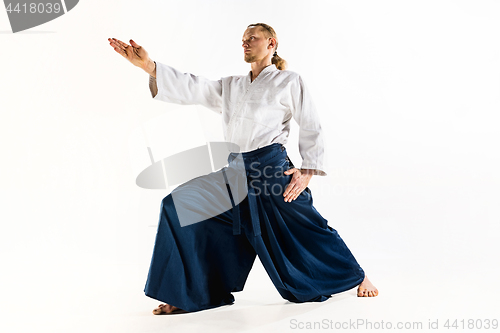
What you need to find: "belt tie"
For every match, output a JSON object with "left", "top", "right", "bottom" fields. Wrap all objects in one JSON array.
[{"left": 222, "top": 165, "right": 262, "bottom": 237}]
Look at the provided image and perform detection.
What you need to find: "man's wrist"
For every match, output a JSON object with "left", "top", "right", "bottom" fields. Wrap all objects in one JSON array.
[
  {"left": 145, "top": 59, "right": 156, "bottom": 78},
  {"left": 300, "top": 168, "right": 315, "bottom": 176}
]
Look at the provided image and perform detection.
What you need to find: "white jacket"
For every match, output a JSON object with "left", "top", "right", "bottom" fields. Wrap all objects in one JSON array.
[{"left": 149, "top": 62, "right": 327, "bottom": 176}]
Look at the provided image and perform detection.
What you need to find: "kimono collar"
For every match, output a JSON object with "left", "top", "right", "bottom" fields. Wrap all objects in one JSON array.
[{"left": 248, "top": 64, "right": 277, "bottom": 82}]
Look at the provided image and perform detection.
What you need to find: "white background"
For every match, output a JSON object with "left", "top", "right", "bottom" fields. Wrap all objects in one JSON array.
[{"left": 1, "top": 0, "right": 499, "bottom": 332}]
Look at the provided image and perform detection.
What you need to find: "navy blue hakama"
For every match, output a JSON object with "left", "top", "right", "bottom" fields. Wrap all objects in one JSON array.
[{"left": 144, "top": 143, "right": 365, "bottom": 312}]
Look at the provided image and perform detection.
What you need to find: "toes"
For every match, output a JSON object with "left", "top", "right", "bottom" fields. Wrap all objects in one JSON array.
[
  {"left": 357, "top": 286, "right": 379, "bottom": 297},
  {"left": 153, "top": 304, "right": 170, "bottom": 315}
]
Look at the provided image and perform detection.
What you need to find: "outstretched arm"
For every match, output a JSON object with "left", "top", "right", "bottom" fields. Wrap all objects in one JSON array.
[
  {"left": 150, "top": 62, "right": 223, "bottom": 114},
  {"left": 108, "top": 37, "right": 222, "bottom": 114}
]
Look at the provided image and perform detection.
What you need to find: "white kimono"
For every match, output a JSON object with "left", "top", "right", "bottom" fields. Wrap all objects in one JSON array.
[{"left": 149, "top": 62, "right": 327, "bottom": 176}]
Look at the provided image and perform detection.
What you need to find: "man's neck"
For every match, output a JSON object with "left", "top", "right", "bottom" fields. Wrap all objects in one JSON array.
[{"left": 250, "top": 60, "right": 272, "bottom": 82}]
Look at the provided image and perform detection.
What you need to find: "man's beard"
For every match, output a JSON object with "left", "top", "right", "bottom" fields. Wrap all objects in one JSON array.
[{"left": 244, "top": 53, "right": 257, "bottom": 63}]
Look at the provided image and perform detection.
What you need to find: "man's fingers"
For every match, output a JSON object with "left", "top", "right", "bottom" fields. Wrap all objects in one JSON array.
[
  {"left": 291, "top": 187, "right": 302, "bottom": 201},
  {"left": 113, "top": 38, "right": 130, "bottom": 49},
  {"left": 130, "top": 39, "right": 140, "bottom": 48},
  {"left": 284, "top": 182, "right": 296, "bottom": 196},
  {"left": 112, "top": 45, "right": 127, "bottom": 57},
  {"left": 282, "top": 168, "right": 310, "bottom": 202},
  {"left": 108, "top": 39, "right": 126, "bottom": 54},
  {"left": 284, "top": 187, "right": 303, "bottom": 202}
]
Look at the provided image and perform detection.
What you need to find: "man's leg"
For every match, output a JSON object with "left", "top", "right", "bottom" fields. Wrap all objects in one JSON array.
[
  {"left": 144, "top": 168, "right": 257, "bottom": 313},
  {"left": 243, "top": 169, "right": 368, "bottom": 303}
]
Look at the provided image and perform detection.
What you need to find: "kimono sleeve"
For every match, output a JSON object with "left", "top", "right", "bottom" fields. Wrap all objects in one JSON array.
[
  {"left": 290, "top": 74, "right": 328, "bottom": 176},
  {"left": 148, "top": 61, "right": 223, "bottom": 114}
]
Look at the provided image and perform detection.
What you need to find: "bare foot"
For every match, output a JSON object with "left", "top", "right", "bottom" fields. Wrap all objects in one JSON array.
[
  {"left": 357, "top": 275, "right": 379, "bottom": 297},
  {"left": 152, "top": 303, "right": 186, "bottom": 315}
]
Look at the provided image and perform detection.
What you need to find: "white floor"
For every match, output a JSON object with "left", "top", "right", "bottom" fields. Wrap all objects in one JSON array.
[{"left": 2, "top": 260, "right": 498, "bottom": 333}]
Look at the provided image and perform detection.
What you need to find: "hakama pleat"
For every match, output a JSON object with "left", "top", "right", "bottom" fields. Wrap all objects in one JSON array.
[{"left": 144, "top": 143, "right": 365, "bottom": 312}]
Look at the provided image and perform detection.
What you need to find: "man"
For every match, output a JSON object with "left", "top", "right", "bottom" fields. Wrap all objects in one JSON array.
[{"left": 108, "top": 23, "right": 378, "bottom": 315}]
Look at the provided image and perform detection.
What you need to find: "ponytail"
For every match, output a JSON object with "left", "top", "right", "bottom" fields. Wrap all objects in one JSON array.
[{"left": 272, "top": 53, "right": 287, "bottom": 70}]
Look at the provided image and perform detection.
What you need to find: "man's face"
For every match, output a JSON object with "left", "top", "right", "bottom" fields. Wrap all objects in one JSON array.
[{"left": 242, "top": 26, "right": 272, "bottom": 63}]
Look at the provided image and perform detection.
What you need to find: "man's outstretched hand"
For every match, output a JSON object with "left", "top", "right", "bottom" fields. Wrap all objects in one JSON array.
[{"left": 108, "top": 38, "right": 156, "bottom": 77}]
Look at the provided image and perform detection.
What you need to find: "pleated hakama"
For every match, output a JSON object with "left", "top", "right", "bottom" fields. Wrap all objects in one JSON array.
[{"left": 144, "top": 143, "right": 365, "bottom": 312}]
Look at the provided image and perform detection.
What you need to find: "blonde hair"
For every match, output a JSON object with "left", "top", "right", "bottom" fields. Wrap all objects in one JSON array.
[{"left": 247, "top": 23, "right": 287, "bottom": 70}]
